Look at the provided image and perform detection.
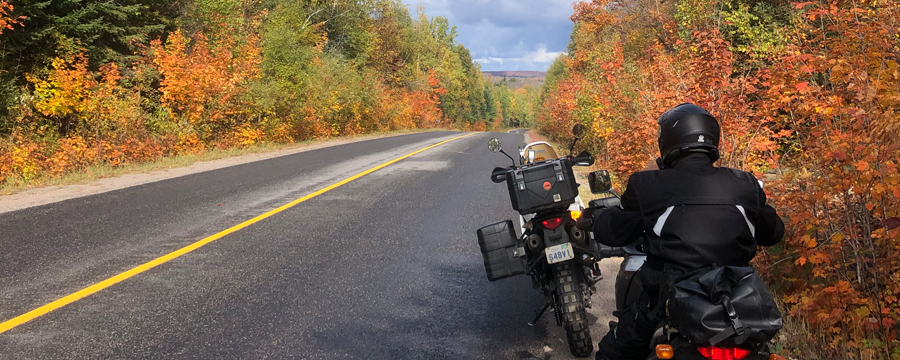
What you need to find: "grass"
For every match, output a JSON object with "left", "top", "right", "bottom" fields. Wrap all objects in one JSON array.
[{"left": 0, "top": 128, "right": 444, "bottom": 196}]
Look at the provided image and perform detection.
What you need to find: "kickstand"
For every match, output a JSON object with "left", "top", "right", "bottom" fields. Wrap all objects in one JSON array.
[{"left": 528, "top": 302, "right": 551, "bottom": 326}]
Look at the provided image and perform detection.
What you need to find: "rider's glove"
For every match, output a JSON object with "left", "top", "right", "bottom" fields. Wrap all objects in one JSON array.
[
  {"left": 576, "top": 215, "right": 593, "bottom": 230},
  {"left": 576, "top": 206, "right": 606, "bottom": 231}
]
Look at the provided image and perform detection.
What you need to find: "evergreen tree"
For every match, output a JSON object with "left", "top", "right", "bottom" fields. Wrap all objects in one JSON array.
[
  {"left": 482, "top": 83, "right": 497, "bottom": 120},
  {"left": 0, "top": 0, "right": 182, "bottom": 129}
]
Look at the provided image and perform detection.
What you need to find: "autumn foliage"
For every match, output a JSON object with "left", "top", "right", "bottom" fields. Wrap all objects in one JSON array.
[
  {"left": 0, "top": 1, "right": 22, "bottom": 34},
  {"left": 541, "top": 0, "right": 900, "bottom": 357},
  {"left": 0, "top": 0, "right": 496, "bottom": 186}
]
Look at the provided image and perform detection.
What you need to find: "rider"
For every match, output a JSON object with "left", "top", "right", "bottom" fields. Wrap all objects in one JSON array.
[{"left": 589, "top": 103, "right": 785, "bottom": 360}]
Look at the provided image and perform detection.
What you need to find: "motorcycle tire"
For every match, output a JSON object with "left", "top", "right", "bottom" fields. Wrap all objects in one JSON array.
[{"left": 553, "top": 261, "right": 594, "bottom": 357}]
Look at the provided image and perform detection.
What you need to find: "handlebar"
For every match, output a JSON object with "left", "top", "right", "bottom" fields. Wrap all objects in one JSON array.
[
  {"left": 571, "top": 151, "right": 594, "bottom": 167},
  {"left": 490, "top": 167, "right": 509, "bottom": 183},
  {"left": 588, "top": 197, "right": 621, "bottom": 209}
]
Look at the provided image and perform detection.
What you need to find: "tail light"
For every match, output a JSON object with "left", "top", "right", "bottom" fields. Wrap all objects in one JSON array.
[
  {"left": 698, "top": 347, "right": 751, "bottom": 360},
  {"left": 541, "top": 217, "right": 563, "bottom": 230}
]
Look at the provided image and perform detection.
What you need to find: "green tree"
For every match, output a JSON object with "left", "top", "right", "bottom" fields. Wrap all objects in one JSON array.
[
  {"left": 542, "top": 54, "right": 567, "bottom": 99},
  {"left": 0, "top": 0, "right": 182, "bottom": 131},
  {"left": 482, "top": 83, "right": 497, "bottom": 120}
]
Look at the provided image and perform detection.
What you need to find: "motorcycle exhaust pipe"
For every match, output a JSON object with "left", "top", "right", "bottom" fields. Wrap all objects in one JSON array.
[
  {"left": 570, "top": 228, "right": 586, "bottom": 245},
  {"left": 527, "top": 234, "right": 543, "bottom": 252}
]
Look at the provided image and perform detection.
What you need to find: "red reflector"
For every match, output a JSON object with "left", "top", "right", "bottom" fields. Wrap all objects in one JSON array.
[
  {"left": 541, "top": 217, "right": 563, "bottom": 230},
  {"left": 698, "top": 347, "right": 751, "bottom": 360}
]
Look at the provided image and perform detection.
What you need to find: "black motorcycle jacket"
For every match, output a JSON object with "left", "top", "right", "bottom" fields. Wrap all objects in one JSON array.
[{"left": 592, "top": 153, "right": 784, "bottom": 273}]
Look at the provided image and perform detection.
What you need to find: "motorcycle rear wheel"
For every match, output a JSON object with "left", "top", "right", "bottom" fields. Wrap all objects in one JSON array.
[{"left": 553, "top": 261, "right": 593, "bottom": 357}]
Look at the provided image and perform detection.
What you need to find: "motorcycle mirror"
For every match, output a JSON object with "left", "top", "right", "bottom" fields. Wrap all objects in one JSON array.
[
  {"left": 528, "top": 149, "right": 536, "bottom": 163},
  {"left": 488, "top": 137, "right": 502, "bottom": 153},
  {"left": 569, "top": 124, "right": 587, "bottom": 155},
  {"left": 572, "top": 124, "right": 587, "bottom": 139},
  {"left": 588, "top": 170, "right": 613, "bottom": 194}
]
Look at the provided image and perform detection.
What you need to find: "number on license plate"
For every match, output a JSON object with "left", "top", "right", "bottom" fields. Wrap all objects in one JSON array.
[{"left": 545, "top": 243, "right": 575, "bottom": 264}]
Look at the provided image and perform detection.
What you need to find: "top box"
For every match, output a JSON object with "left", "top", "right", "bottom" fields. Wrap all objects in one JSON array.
[{"left": 504, "top": 158, "right": 578, "bottom": 215}]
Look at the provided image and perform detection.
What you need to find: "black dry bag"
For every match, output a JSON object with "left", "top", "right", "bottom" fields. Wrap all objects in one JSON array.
[{"left": 668, "top": 266, "right": 782, "bottom": 346}]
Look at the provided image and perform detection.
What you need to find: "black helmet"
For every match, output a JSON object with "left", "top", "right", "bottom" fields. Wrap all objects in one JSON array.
[{"left": 656, "top": 103, "right": 720, "bottom": 168}]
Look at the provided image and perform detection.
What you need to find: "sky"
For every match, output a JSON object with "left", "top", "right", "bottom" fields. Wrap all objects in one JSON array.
[{"left": 400, "top": 0, "right": 576, "bottom": 72}]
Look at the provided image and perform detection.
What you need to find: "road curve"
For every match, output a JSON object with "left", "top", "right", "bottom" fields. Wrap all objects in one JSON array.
[{"left": 0, "top": 131, "right": 616, "bottom": 359}]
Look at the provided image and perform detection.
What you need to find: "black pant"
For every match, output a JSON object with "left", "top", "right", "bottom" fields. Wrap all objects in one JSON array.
[{"left": 595, "top": 269, "right": 669, "bottom": 360}]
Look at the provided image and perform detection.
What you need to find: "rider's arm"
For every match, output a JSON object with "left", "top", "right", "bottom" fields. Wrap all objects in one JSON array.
[
  {"left": 753, "top": 184, "right": 785, "bottom": 247},
  {"left": 591, "top": 176, "right": 643, "bottom": 247}
]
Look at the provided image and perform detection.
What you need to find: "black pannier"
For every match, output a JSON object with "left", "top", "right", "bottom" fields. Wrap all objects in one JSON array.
[
  {"left": 476, "top": 220, "right": 526, "bottom": 281},
  {"left": 505, "top": 158, "right": 578, "bottom": 215},
  {"left": 668, "top": 266, "right": 783, "bottom": 346}
]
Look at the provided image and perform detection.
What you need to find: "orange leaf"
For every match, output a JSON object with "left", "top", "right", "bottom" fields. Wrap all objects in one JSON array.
[
  {"left": 804, "top": 235, "right": 817, "bottom": 248},
  {"left": 795, "top": 81, "right": 809, "bottom": 91},
  {"left": 855, "top": 160, "right": 869, "bottom": 171}
]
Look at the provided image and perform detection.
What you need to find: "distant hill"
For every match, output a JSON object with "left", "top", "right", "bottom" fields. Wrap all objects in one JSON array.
[
  {"left": 483, "top": 71, "right": 546, "bottom": 78},
  {"left": 483, "top": 71, "right": 546, "bottom": 90}
]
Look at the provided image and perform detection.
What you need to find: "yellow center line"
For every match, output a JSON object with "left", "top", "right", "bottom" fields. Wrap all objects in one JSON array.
[{"left": 0, "top": 132, "right": 477, "bottom": 334}]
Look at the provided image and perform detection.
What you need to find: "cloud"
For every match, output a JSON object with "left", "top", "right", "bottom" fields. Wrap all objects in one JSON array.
[
  {"left": 476, "top": 57, "right": 506, "bottom": 65},
  {"left": 523, "top": 45, "right": 564, "bottom": 63},
  {"left": 402, "top": 0, "right": 574, "bottom": 71},
  {"left": 474, "top": 44, "right": 563, "bottom": 70}
]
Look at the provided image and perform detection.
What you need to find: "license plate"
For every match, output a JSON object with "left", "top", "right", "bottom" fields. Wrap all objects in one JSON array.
[{"left": 545, "top": 243, "right": 575, "bottom": 264}]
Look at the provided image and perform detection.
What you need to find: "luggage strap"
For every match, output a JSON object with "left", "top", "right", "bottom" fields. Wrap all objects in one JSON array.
[{"left": 709, "top": 295, "right": 749, "bottom": 346}]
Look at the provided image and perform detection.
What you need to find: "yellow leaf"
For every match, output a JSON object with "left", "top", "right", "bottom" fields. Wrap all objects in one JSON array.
[
  {"left": 803, "top": 235, "right": 817, "bottom": 248},
  {"left": 831, "top": 232, "right": 844, "bottom": 242}
]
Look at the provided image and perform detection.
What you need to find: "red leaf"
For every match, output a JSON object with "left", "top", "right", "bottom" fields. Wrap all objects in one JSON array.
[{"left": 795, "top": 81, "right": 809, "bottom": 91}]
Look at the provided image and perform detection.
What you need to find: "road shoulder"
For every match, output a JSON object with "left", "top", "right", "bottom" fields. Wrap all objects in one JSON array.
[{"left": 0, "top": 130, "right": 457, "bottom": 214}]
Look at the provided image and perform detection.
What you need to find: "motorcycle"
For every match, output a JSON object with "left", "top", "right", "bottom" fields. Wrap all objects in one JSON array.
[
  {"left": 477, "top": 127, "right": 787, "bottom": 359},
  {"left": 476, "top": 125, "right": 602, "bottom": 357},
  {"left": 577, "top": 174, "right": 788, "bottom": 360}
]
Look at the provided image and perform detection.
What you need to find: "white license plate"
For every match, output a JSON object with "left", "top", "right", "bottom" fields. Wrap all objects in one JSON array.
[{"left": 545, "top": 243, "right": 575, "bottom": 264}]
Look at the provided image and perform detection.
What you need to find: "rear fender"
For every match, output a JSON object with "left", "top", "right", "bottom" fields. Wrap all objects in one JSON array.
[
  {"left": 540, "top": 224, "right": 570, "bottom": 247},
  {"left": 615, "top": 257, "right": 645, "bottom": 311},
  {"left": 621, "top": 254, "right": 646, "bottom": 273},
  {"left": 520, "top": 195, "right": 584, "bottom": 234}
]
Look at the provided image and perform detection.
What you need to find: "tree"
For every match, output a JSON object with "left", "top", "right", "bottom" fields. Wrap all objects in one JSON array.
[
  {"left": 0, "top": 0, "right": 183, "bottom": 131},
  {"left": 538, "top": 0, "right": 900, "bottom": 357},
  {"left": 482, "top": 83, "right": 497, "bottom": 121}
]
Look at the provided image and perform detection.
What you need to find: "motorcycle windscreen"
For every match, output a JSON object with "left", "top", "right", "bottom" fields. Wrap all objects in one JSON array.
[{"left": 522, "top": 143, "right": 558, "bottom": 163}]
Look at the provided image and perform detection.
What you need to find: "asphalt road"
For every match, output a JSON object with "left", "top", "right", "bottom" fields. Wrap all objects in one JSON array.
[{"left": 0, "top": 130, "right": 616, "bottom": 359}]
